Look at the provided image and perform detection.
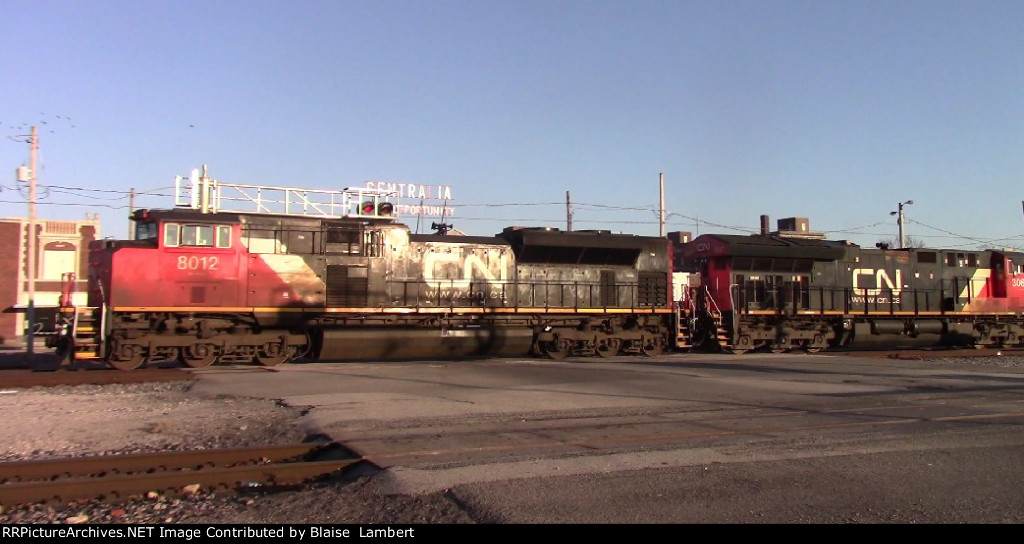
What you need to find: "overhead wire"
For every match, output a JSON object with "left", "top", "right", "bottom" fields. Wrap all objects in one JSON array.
[{"left": 0, "top": 181, "right": 1016, "bottom": 248}]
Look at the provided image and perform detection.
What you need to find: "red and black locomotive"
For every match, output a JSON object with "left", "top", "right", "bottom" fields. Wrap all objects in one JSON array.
[
  {"left": 49, "top": 173, "right": 675, "bottom": 369},
  {"left": 679, "top": 217, "right": 1024, "bottom": 353}
]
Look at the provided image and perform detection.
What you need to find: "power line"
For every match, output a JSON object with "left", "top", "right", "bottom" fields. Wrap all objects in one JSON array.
[{"left": 0, "top": 180, "right": 1017, "bottom": 248}]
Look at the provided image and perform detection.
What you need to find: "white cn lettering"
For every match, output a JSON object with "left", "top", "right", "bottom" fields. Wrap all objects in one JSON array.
[
  {"left": 852, "top": 268, "right": 903, "bottom": 296},
  {"left": 423, "top": 252, "right": 509, "bottom": 288}
]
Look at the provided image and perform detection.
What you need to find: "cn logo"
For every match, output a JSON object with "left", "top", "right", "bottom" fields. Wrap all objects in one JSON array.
[
  {"left": 423, "top": 252, "right": 509, "bottom": 288},
  {"left": 852, "top": 268, "right": 903, "bottom": 296}
]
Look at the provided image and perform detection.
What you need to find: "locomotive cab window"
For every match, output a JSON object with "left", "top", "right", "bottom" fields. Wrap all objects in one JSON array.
[
  {"left": 182, "top": 225, "right": 213, "bottom": 246},
  {"left": 215, "top": 226, "right": 232, "bottom": 248},
  {"left": 164, "top": 223, "right": 232, "bottom": 248},
  {"left": 164, "top": 224, "right": 180, "bottom": 247},
  {"left": 135, "top": 222, "right": 158, "bottom": 242}
]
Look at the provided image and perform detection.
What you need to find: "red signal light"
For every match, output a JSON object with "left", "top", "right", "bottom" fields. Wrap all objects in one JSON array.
[{"left": 361, "top": 201, "right": 375, "bottom": 215}]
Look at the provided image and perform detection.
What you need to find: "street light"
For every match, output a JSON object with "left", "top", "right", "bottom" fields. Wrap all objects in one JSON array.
[{"left": 889, "top": 200, "right": 913, "bottom": 249}]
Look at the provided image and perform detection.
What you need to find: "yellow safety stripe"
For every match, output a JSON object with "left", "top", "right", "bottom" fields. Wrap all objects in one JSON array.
[{"left": 112, "top": 306, "right": 675, "bottom": 314}]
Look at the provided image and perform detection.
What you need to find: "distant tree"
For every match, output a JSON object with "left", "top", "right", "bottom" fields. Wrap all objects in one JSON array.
[
  {"left": 875, "top": 236, "right": 926, "bottom": 249},
  {"left": 905, "top": 236, "right": 927, "bottom": 248}
]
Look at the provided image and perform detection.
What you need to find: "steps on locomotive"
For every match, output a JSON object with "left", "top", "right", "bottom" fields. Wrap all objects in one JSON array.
[
  {"left": 713, "top": 313, "right": 731, "bottom": 348},
  {"left": 675, "top": 308, "right": 730, "bottom": 351},
  {"left": 676, "top": 308, "right": 693, "bottom": 349},
  {"left": 68, "top": 309, "right": 102, "bottom": 360}
]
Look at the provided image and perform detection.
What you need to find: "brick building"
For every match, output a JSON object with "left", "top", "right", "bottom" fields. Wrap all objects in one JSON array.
[{"left": 0, "top": 216, "right": 100, "bottom": 343}]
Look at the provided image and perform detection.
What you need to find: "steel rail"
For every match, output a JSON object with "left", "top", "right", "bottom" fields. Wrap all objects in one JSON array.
[{"left": 0, "top": 442, "right": 364, "bottom": 508}]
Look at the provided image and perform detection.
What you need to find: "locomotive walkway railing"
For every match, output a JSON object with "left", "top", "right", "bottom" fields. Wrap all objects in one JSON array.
[
  {"left": 387, "top": 279, "right": 671, "bottom": 311},
  {"left": 174, "top": 165, "right": 398, "bottom": 220},
  {"left": 730, "top": 279, "right": 989, "bottom": 315}
]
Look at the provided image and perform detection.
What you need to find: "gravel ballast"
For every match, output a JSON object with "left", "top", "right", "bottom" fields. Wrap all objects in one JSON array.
[{"left": 0, "top": 381, "right": 475, "bottom": 524}]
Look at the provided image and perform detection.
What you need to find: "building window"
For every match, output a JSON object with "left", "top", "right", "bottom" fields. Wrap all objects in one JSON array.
[{"left": 42, "top": 247, "right": 76, "bottom": 280}]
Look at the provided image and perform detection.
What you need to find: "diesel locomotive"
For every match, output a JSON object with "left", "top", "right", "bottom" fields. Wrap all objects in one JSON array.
[
  {"left": 679, "top": 217, "right": 1024, "bottom": 353},
  {"left": 48, "top": 172, "right": 675, "bottom": 369},
  {"left": 45, "top": 168, "right": 1024, "bottom": 369}
]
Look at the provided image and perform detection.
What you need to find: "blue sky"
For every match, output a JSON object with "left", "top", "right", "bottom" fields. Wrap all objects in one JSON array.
[{"left": 2, "top": 0, "right": 1022, "bottom": 250}]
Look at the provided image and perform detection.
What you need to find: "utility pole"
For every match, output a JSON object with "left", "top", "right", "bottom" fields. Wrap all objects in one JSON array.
[
  {"left": 890, "top": 200, "right": 913, "bottom": 249},
  {"left": 128, "top": 188, "right": 136, "bottom": 239},
  {"left": 658, "top": 173, "right": 666, "bottom": 237},
  {"left": 25, "top": 127, "right": 38, "bottom": 354},
  {"left": 566, "top": 191, "right": 573, "bottom": 232}
]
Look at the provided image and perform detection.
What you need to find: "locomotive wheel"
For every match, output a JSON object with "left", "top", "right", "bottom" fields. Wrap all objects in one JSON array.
[
  {"left": 108, "top": 342, "right": 146, "bottom": 372},
  {"left": 256, "top": 344, "right": 292, "bottom": 366},
  {"left": 595, "top": 339, "right": 621, "bottom": 358},
  {"left": 183, "top": 344, "right": 218, "bottom": 368},
  {"left": 109, "top": 350, "right": 145, "bottom": 372},
  {"left": 109, "top": 357, "right": 144, "bottom": 371},
  {"left": 542, "top": 340, "right": 570, "bottom": 360}
]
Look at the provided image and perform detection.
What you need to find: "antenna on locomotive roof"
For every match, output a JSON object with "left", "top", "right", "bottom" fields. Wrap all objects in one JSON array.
[{"left": 432, "top": 197, "right": 452, "bottom": 234}]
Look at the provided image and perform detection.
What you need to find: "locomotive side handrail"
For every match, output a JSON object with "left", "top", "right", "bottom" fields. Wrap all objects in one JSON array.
[{"left": 383, "top": 278, "right": 673, "bottom": 311}]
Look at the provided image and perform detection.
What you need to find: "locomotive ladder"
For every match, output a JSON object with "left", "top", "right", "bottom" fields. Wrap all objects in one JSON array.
[
  {"left": 54, "top": 273, "right": 104, "bottom": 363},
  {"left": 675, "top": 301, "right": 693, "bottom": 349},
  {"left": 675, "top": 289, "right": 729, "bottom": 351},
  {"left": 57, "top": 305, "right": 104, "bottom": 363}
]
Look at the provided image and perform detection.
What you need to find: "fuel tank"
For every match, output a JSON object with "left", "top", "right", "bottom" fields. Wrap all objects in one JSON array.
[
  {"left": 845, "top": 320, "right": 944, "bottom": 349},
  {"left": 315, "top": 327, "right": 535, "bottom": 361}
]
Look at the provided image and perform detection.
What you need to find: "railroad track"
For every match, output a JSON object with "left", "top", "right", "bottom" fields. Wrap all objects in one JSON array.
[{"left": 0, "top": 442, "right": 364, "bottom": 508}]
